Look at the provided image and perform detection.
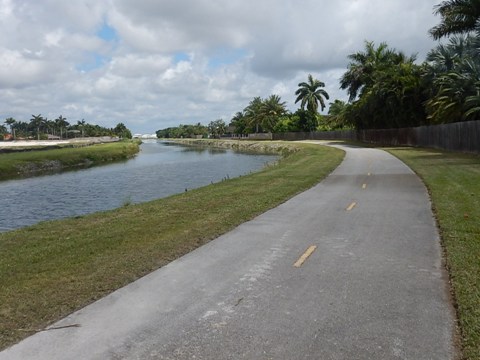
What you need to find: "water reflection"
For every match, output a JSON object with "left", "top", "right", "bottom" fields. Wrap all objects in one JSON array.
[{"left": 179, "top": 147, "right": 227, "bottom": 155}]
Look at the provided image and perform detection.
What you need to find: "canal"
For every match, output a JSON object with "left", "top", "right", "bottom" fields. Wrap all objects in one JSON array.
[{"left": 0, "top": 141, "right": 277, "bottom": 232}]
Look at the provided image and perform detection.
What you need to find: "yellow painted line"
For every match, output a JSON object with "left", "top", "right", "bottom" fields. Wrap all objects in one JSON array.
[
  {"left": 346, "top": 202, "right": 357, "bottom": 211},
  {"left": 293, "top": 245, "right": 317, "bottom": 268},
  {"left": 362, "top": 183, "right": 367, "bottom": 189}
]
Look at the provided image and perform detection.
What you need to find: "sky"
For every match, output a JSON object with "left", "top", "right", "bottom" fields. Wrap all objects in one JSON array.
[{"left": 0, "top": 0, "right": 442, "bottom": 134}]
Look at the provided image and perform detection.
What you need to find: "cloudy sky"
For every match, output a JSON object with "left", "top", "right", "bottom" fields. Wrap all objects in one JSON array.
[{"left": 1, "top": 0, "right": 442, "bottom": 134}]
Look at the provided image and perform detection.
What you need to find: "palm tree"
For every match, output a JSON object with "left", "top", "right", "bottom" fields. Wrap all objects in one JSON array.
[
  {"left": 260, "top": 94, "right": 287, "bottom": 132},
  {"left": 45, "top": 119, "right": 55, "bottom": 136},
  {"left": 326, "top": 100, "right": 350, "bottom": 130},
  {"left": 295, "top": 74, "right": 329, "bottom": 114},
  {"left": 464, "top": 82, "right": 480, "bottom": 119},
  {"left": 426, "top": 61, "right": 479, "bottom": 123},
  {"left": 55, "top": 115, "right": 69, "bottom": 139},
  {"left": 430, "top": 0, "right": 480, "bottom": 40},
  {"left": 30, "top": 114, "right": 45, "bottom": 140},
  {"left": 427, "top": 43, "right": 458, "bottom": 74},
  {"left": 113, "top": 122, "right": 132, "bottom": 139},
  {"left": 230, "top": 111, "right": 248, "bottom": 135},
  {"left": 244, "top": 97, "right": 264, "bottom": 133},
  {"left": 77, "top": 119, "right": 86, "bottom": 137},
  {"left": 4, "top": 117, "right": 16, "bottom": 139},
  {"left": 426, "top": 35, "right": 479, "bottom": 73},
  {"left": 339, "top": 40, "right": 426, "bottom": 129},
  {"left": 340, "top": 41, "right": 411, "bottom": 102},
  {"left": 425, "top": 33, "right": 480, "bottom": 123}
]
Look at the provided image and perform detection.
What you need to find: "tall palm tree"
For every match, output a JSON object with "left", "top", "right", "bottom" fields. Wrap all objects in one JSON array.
[
  {"left": 295, "top": 74, "right": 329, "bottom": 114},
  {"left": 30, "top": 114, "right": 45, "bottom": 140},
  {"left": 55, "top": 115, "right": 69, "bottom": 139},
  {"left": 77, "top": 119, "right": 86, "bottom": 137},
  {"left": 45, "top": 119, "right": 55, "bottom": 136},
  {"left": 430, "top": 0, "right": 480, "bottom": 39}
]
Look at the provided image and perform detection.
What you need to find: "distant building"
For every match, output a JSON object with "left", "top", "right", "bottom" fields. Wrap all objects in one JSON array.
[{"left": 133, "top": 134, "right": 158, "bottom": 139}]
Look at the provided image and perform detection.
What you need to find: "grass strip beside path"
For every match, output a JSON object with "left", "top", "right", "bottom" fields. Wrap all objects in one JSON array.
[
  {"left": 0, "top": 142, "right": 344, "bottom": 350},
  {"left": 0, "top": 140, "right": 140, "bottom": 181},
  {"left": 387, "top": 147, "right": 480, "bottom": 360}
]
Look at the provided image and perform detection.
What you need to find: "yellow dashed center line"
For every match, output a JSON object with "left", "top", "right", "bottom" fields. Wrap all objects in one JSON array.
[
  {"left": 293, "top": 245, "right": 317, "bottom": 268},
  {"left": 346, "top": 202, "right": 357, "bottom": 211}
]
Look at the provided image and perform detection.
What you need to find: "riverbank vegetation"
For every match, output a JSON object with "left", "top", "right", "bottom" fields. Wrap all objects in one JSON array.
[
  {"left": 0, "top": 142, "right": 344, "bottom": 350},
  {"left": 388, "top": 147, "right": 480, "bottom": 360},
  {"left": 0, "top": 140, "right": 140, "bottom": 181}
]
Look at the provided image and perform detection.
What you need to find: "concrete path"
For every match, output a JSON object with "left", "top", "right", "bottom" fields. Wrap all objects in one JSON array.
[{"left": 0, "top": 142, "right": 456, "bottom": 359}]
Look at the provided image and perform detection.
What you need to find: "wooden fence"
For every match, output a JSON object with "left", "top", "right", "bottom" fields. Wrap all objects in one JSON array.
[{"left": 272, "top": 120, "right": 480, "bottom": 154}]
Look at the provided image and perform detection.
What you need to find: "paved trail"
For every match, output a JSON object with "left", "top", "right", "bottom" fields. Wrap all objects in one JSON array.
[{"left": 0, "top": 143, "right": 455, "bottom": 359}]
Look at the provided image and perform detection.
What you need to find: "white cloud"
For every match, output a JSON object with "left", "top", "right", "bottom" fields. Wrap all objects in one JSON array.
[
  {"left": 0, "top": 49, "right": 59, "bottom": 88},
  {"left": 0, "top": 0, "right": 441, "bottom": 133},
  {"left": 110, "top": 54, "right": 172, "bottom": 78}
]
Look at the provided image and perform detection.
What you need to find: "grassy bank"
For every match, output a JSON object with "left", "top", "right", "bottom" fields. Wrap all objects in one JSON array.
[
  {"left": 0, "top": 141, "right": 344, "bottom": 350},
  {"left": 387, "top": 147, "right": 480, "bottom": 360},
  {"left": 0, "top": 140, "right": 140, "bottom": 181},
  {"left": 168, "top": 138, "right": 300, "bottom": 155}
]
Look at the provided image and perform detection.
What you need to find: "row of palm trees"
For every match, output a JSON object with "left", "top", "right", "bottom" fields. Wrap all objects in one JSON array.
[
  {"left": 228, "top": 76, "right": 331, "bottom": 134},
  {"left": 230, "top": 95, "right": 287, "bottom": 134},
  {"left": 156, "top": 75, "right": 332, "bottom": 138},
  {"left": 2, "top": 115, "right": 132, "bottom": 140},
  {"left": 3, "top": 115, "right": 80, "bottom": 140}
]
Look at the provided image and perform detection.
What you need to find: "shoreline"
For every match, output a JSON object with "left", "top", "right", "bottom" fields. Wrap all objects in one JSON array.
[
  {"left": 0, "top": 140, "right": 140, "bottom": 181},
  {"left": 0, "top": 136, "right": 120, "bottom": 149}
]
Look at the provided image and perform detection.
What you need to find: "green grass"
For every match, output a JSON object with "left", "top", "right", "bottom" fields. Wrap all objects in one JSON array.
[
  {"left": 0, "top": 141, "right": 140, "bottom": 181},
  {"left": 387, "top": 147, "right": 480, "bottom": 360},
  {"left": 0, "top": 142, "right": 344, "bottom": 350}
]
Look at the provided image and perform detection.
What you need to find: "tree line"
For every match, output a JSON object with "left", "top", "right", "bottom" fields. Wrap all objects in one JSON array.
[
  {"left": 1, "top": 115, "right": 132, "bottom": 140},
  {"left": 158, "top": 0, "right": 480, "bottom": 138},
  {"left": 323, "top": 0, "right": 480, "bottom": 130},
  {"left": 157, "top": 76, "right": 334, "bottom": 138}
]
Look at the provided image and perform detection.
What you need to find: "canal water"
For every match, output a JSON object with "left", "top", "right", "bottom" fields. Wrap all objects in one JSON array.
[{"left": 0, "top": 141, "right": 277, "bottom": 232}]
